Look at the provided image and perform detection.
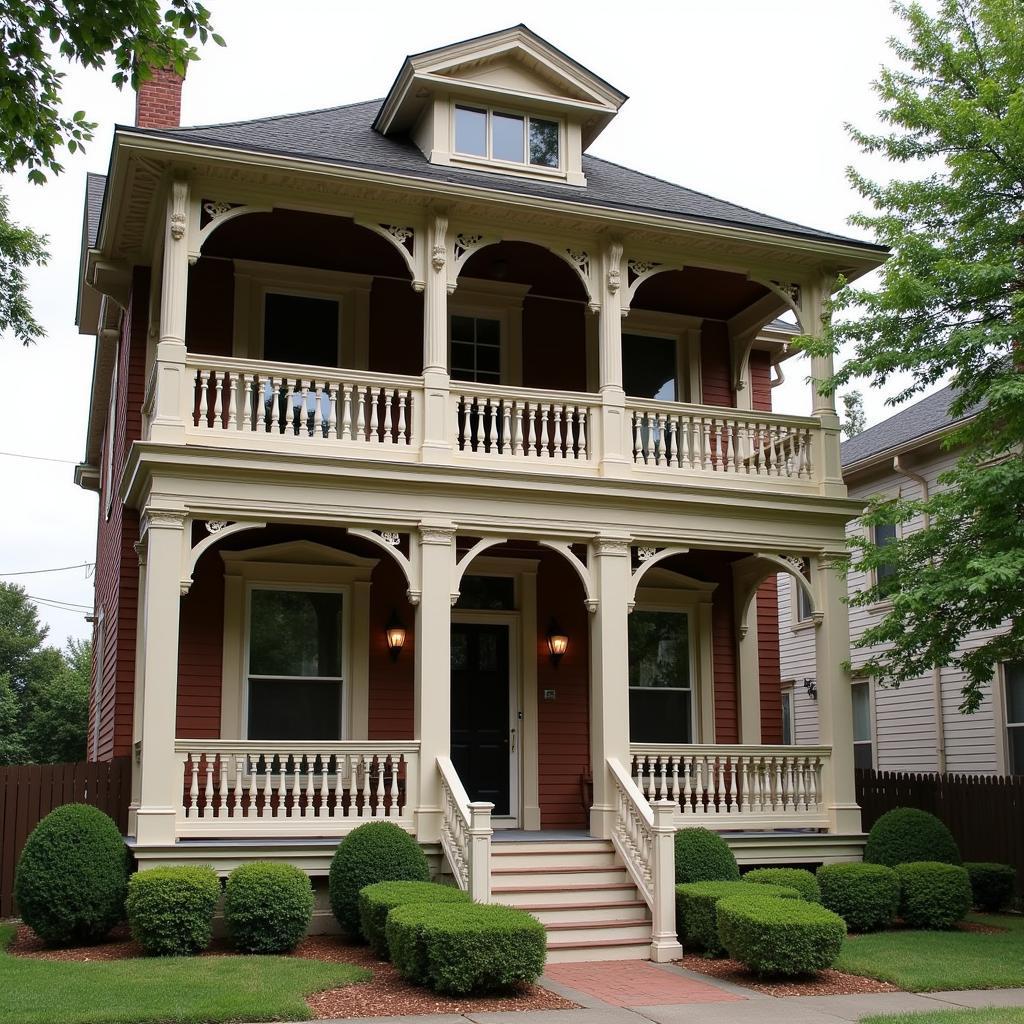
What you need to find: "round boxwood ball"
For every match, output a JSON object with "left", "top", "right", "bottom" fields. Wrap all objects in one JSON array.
[
  {"left": 895, "top": 861, "right": 972, "bottom": 929},
  {"left": 864, "top": 807, "right": 960, "bottom": 867},
  {"left": 744, "top": 867, "right": 821, "bottom": 903},
  {"left": 225, "top": 862, "right": 314, "bottom": 953},
  {"left": 329, "top": 822, "right": 429, "bottom": 936},
  {"left": 817, "top": 862, "right": 900, "bottom": 932},
  {"left": 965, "top": 862, "right": 1016, "bottom": 912},
  {"left": 675, "top": 827, "right": 739, "bottom": 884},
  {"left": 14, "top": 804, "right": 127, "bottom": 946}
]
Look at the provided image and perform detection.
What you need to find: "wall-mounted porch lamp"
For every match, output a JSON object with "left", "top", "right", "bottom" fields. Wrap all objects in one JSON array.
[
  {"left": 802, "top": 677, "right": 818, "bottom": 701},
  {"left": 546, "top": 618, "right": 569, "bottom": 669},
  {"left": 386, "top": 610, "right": 407, "bottom": 662}
]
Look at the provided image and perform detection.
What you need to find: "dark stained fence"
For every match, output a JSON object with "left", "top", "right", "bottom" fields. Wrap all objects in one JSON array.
[
  {"left": 0, "top": 758, "right": 131, "bottom": 917},
  {"left": 856, "top": 769, "right": 1024, "bottom": 897}
]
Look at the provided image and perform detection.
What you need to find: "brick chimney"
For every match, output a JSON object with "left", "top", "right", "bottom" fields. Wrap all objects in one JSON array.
[{"left": 134, "top": 67, "right": 184, "bottom": 129}]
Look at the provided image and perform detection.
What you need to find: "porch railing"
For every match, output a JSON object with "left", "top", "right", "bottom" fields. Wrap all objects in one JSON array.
[
  {"left": 173, "top": 740, "right": 419, "bottom": 837},
  {"left": 630, "top": 744, "right": 831, "bottom": 829},
  {"left": 438, "top": 756, "right": 492, "bottom": 901}
]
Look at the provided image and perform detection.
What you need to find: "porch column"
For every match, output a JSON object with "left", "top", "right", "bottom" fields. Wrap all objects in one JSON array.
[
  {"left": 736, "top": 593, "right": 762, "bottom": 744},
  {"left": 134, "top": 508, "right": 186, "bottom": 847},
  {"left": 589, "top": 535, "right": 632, "bottom": 838},
  {"left": 804, "top": 276, "right": 844, "bottom": 496},
  {"left": 812, "top": 553, "right": 862, "bottom": 834},
  {"left": 420, "top": 212, "right": 451, "bottom": 463},
  {"left": 149, "top": 178, "right": 190, "bottom": 445},
  {"left": 597, "top": 242, "right": 630, "bottom": 475},
  {"left": 127, "top": 539, "right": 149, "bottom": 837},
  {"left": 413, "top": 521, "right": 456, "bottom": 842}
]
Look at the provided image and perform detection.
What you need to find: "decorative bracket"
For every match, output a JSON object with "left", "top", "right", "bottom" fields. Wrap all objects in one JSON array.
[
  {"left": 181, "top": 520, "right": 266, "bottom": 594},
  {"left": 348, "top": 527, "right": 419, "bottom": 605},
  {"left": 452, "top": 537, "right": 508, "bottom": 606},
  {"left": 622, "top": 257, "right": 683, "bottom": 316},
  {"left": 538, "top": 540, "right": 597, "bottom": 613},
  {"left": 628, "top": 544, "right": 690, "bottom": 610},
  {"left": 196, "top": 201, "right": 273, "bottom": 257}
]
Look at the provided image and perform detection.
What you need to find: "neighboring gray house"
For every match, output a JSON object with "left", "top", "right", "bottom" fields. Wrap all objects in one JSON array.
[{"left": 779, "top": 385, "right": 1022, "bottom": 776}]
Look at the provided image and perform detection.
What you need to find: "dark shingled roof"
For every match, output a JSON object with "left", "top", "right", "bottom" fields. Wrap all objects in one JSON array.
[
  {"left": 840, "top": 383, "right": 980, "bottom": 468},
  {"left": 85, "top": 171, "right": 106, "bottom": 249},
  {"left": 122, "top": 98, "right": 885, "bottom": 252}
]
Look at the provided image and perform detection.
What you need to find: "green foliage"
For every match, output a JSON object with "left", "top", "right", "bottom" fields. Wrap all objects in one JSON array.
[
  {"left": 865, "top": 807, "right": 961, "bottom": 867},
  {"left": 386, "top": 902, "right": 546, "bottom": 995},
  {"left": 797, "top": 0, "right": 1024, "bottom": 712},
  {"left": 744, "top": 867, "right": 821, "bottom": 903},
  {"left": 675, "top": 881, "right": 801, "bottom": 956},
  {"left": 964, "top": 862, "right": 1016, "bottom": 911},
  {"left": 126, "top": 866, "right": 220, "bottom": 957},
  {"left": 0, "top": 189, "right": 47, "bottom": 344},
  {"left": 357, "top": 879, "right": 469, "bottom": 958},
  {"left": 14, "top": 804, "right": 126, "bottom": 945},
  {"left": 224, "top": 862, "right": 313, "bottom": 954},
  {"left": 328, "top": 822, "right": 428, "bottom": 936},
  {"left": 840, "top": 391, "right": 867, "bottom": 437},
  {"left": 896, "top": 862, "right": 973, "bottom": 929},
  {"left": 817, "top": 863, "right": 900, "bottom": 932},
  {"left": 0, "top": 673, "right": 27, "bottom": 764},
  {"left": 674, "top": 827, "right": 740, "bottom": 884},
  {"left": 716, "top": 893, "right": 846, "bottom": 976}
]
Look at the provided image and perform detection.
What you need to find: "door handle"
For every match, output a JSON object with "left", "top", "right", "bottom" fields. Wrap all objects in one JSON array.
[{"left": 510, "top": 728, "right": 517, "bottom": 753}]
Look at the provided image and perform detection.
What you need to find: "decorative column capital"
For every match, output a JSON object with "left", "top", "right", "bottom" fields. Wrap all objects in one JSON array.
[
  {"left": 419, "top": 522, "right": 456, "bottom": 546},
  {"left": 141, "top": 508, "right": 187, "bottom": 532},
  {"left": 593, "top": 536, "right": 631, "bottom": 558}
]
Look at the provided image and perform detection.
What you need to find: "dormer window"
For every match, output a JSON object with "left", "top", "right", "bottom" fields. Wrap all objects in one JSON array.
[{"left": 454, "top": 105, "right": 561, "bottom": 169}]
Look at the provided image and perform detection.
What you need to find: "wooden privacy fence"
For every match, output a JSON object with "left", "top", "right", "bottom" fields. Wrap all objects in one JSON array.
[
  {"left": 0, "top": 759, "right": 131, "bottom": 917},
  {"left": 856, "top": 769, "right": 1024, "bottom": 896}
]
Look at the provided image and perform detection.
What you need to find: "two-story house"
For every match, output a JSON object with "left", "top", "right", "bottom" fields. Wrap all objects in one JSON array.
[{"left": 75, "top": 26, "right": 887, "bottom": 961}]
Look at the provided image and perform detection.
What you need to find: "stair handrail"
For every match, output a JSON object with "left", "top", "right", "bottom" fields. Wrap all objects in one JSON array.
[
  {"left": 607, "top": 756, "right": 682, "bottom": 962},
  {"left": 437, "top": 756, "right": 492, "bottom": 902}
]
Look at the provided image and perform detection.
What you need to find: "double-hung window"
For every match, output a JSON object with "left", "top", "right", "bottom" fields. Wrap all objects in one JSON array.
[
  {"left": 873, "top": 521, "right": 899, "bottom": 596},
  {"left": 781, "top": 686, "right": 795, "bottom": 745},
  {"left": 852, "top": 681, "right": 873, "bottom": 770},
  {"left": 628, "top": 610, "right": 693, "bottom": 744},
  {"left": 454, "top": 105, "right": 561, "bottom": 169},
  {"left": 1004, "top": 662, "right": 1024, "bottom": 775}
]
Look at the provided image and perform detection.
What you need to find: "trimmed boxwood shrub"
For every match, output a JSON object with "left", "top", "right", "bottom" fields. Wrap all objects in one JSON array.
[
  {"left": 387, "top": 902, "right": 546, "bottom": 995},
  {"left": 126, "top": 865, "right": 221, "bottom": 956},
  {"left": 895, "top": 861, "right": 972, "bottom": 929},
  {"left": 675, "top": 827, "right": 739, "bottom": 884},
  {"left": 224, "top": 862, "right": 313, "bottom": 953},
  {"left": 744, "top": 868, "right": 821, "bottom": 903},
  {"left": 817, "top": 863, "right": 899, "bottom": 932},
  {"left": 358, "top": 880, "right": 470, "bottom": 957},
  {"left": 329, "top": 822, "right": 429, "bottom": 936},
  {"left": 965, "top": 862, "right": 1016, "bottom": 912},
  {"left": 14, "top": 804, "right": 127, "bottom": 946},
  {"left": 676, "top": 881, "right": 801, "bottom": 955},
  {"left": 717, "top": 893, "right": 846, "bottom": 976},
  {"left": 864, "top": 807, "right": 960, "bottom": 867}
]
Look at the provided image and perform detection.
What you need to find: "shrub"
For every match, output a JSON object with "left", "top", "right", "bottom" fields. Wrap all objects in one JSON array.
[
  {"left": 676, "top": 881, "right": 801, "bottom": 955},
  {"left": 964, "top": 862, "right": 1016, "bottom": 912},
  {"left": 387, "top": 902, "right": 546, "bottom": 995},
  {"left": 14, "top": 804, "right": 127, "bottom": 946},
  {"left": 817, "top": 863, "right": 899, "bottom": 932},
  {"left": 674, "top": 828, "right": 739, "bottom": 884},
  {"left": 224, "top": 862, "right": 314, "bottom": 954},
  {"left": 744, "top": 868, "right": 821, "bottom": 903},
  {"left": 895, "top": 861, "right": 972, "bottom": 929},
  {"left": 126, "top": 866, "right": 221, "bottom": 956},
  {"left": 358, "top": 880, "right": 470, "bottom": 957},
  {"left": 864, "top": 807, "right": 960, "bottom": 867},
  {"left": 328, "top": 822, "right": 429, "bottom": 936},
  {"left": 717, "top": 893, "right": 846, "bottom": 976}
]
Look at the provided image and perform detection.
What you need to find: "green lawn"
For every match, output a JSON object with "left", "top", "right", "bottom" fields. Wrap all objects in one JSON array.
[
  {"left": 836, "top": 913, "right": 1024, "bottom": 992},
  {"left": 862, "top": 1011, "right": 1024, "bottom": 1024},
  {"left": 0, "top": 924, "right": 370, "bottom": 1024}
]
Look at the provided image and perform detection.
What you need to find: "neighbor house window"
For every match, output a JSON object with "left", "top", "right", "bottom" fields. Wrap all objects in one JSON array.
[
  {"left": 1004, "top": 662, "right": 1024, "bottom": 775},
  {"left": 781, "top": 686, "right": 795, "bottom": 745},
  {"left": 247, "top": 588, "right": 344, "bottom": 740},
  {"left": 795, "top": 561, "right": 814, "bottom": 622},
  {"left": 629, "top": 610, "right": 693, "bottom": 744},
  {"left": 852, "top": 681, "right": 873, "bottom": 770},
  {"left": 873, "top": 521, "right": 898, "bottom": 595},
  {"left": 454, "top": 105, "right": 561, "bottom": 169},
  {"left": 451, "top": 315, "right": 501, "bottom": 384}
]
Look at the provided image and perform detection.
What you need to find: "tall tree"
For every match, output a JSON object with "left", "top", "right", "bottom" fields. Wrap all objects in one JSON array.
[
  {"left": 803, "top": 0, "right": 1024, "bottom": 711},
  {"left": 0, "top": 0, "right": 223, "bottom": 343},
  {"left": 840, "top": 391, "right": 867, "bottom": 437}
]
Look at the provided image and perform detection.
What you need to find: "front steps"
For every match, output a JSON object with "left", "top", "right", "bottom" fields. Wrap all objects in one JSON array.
[{"left": 489, "top": 838, "right": 653, "bottom": 962}]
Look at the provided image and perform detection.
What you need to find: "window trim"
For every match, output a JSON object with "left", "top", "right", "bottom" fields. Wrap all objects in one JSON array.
[
  {"left": 998, "top": 661, "right": 1024, "bottom": 776},
  {"left": 452, "top": 103, "right": 564, "bottom": 173},
  {"left": 781, "top": 684, "right": 796, "bottom": 745},
  {"left": 851, "top": 678, "right": 875, "bottom": 771},
  {"left": 788, "top": 559, "right": 815, "bottom": 630},
  {"left": 871, "top": 519, "right": 900, "bottom": 594},
  {"left": 448, "top": 279, "right": 529, "bottom": 386},
  {"left": 628, "top": 606, "right": 696, "bottom": 745},
  {"left": 620, "top": 311, "right": 703, "bottom": 405}
]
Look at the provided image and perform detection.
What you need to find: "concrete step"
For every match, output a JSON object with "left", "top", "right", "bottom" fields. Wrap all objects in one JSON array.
[
  {"left": 491, "top": 864, "right": 630, "bottom": 887},
  {"left": 492, "top": 880, "right": 640, "bottom": 906},
  {"left": 515, "top": 900, "right": 651, "bottom": 924},
  {"left": 546, "top": 937, "right": 654, "bottom": 963}
]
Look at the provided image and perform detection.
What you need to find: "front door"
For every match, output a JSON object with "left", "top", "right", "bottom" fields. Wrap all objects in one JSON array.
[{"left": 451, "top": 622, "right": 513, "bottom": 819}]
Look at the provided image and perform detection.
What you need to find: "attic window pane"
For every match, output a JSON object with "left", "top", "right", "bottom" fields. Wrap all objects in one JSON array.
[
  {"left": 455, "top": 106, "right": 487, "bottom": 156},
  {"left": 492, "top": 112, "right": 524, "bottom": 162},
  {"left": 529, "top": 119, "right": 559, "bottom": 167}
]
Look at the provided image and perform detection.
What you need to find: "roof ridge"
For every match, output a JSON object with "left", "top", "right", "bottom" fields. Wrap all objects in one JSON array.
[{"left": 162, "top": 96, "right": 383, "bottom": 134}]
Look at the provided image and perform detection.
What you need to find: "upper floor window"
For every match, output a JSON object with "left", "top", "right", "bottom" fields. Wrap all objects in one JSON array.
[
  {"left": 451, "top": 314, "right": 501, "bottom": 384},
  {"left": 454, "top": 105, "right": 561, "bottom": 169},
  {"left": 1004, "top": 662, "right": 1024, "bottom": 775}
]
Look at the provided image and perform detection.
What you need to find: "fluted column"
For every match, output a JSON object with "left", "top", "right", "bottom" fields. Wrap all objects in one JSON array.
[{"left": 420, "top": 212, "right": 451, "bottom": 462}]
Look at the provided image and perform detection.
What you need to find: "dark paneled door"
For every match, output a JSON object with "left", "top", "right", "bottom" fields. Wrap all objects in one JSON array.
[{"left": 450, "top": 622, "right": 511, "bottom": 816}]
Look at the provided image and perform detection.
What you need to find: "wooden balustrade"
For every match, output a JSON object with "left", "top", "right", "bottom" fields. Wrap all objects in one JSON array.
[
  {"left": 174, "top": 741, "right": 418, "bottom": 837},
  {"left": 627, "top": 402, "right": 815, "bottom": 480},
  {"left": 630, "top": 744, "right": 831, "bottom": 829},
  {"left": 438, "top": 756, "right": 492, "bottom": 901}
]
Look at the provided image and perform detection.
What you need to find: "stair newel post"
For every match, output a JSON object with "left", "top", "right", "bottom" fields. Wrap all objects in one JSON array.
[
  {"left": 650, "top": 799, "right": 682, "bottom": 962},
  {"left": 467, "top": 801, "right": 494, "bottom": 903}
]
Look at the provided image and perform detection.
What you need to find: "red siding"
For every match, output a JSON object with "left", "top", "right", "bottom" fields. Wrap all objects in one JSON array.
[
  {"left": 367, "top": 559, "right": 415, "bottom": 739},
  {"left": 749, "top": 350, "right": 773, "bottom": 413},
  {"left": 185, "top": 260, "right": 234, "bottom": 357},
  {"left": 369, "top": 279, "right": 422, "bottom": 376},
  {"left": 757, "top": 579, "right": 783, "bottom": 743},
  {"left": 522, "top": 298, "right": 587, "bottom": 392},
  {"left": 176, "top": 543, "right": 224, "bottom": 738},
  {"left": 700, "top": 321, "right": 733, "bottom": 407}
]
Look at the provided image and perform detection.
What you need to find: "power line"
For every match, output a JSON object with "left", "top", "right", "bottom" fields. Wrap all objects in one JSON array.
[
  {"left": 0, "top": 562, "right": 95, "bottom": 577},
  {"left": 0, "top": 450, "right": 79, "bottom": 465},
  {"left": 27, "top": 594, "right": 93, "bottom": 612}
]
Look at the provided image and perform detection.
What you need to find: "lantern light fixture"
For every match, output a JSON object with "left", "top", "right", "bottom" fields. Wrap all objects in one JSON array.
[
  {"left": 546, "top": 618, "right": 569, "bottom": 668},
  {"left": 386, "top": 610, "right": 407, "bottom": 661}
]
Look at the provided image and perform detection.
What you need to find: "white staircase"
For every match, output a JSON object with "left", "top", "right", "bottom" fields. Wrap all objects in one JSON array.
[{"left": 489, "top": 838, "right": 653, "bottom": 962}]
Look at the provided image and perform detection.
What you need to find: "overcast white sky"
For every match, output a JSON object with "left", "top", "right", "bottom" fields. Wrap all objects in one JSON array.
[{"left": 0, "top": 0, "right": 928, "bottom": 647}]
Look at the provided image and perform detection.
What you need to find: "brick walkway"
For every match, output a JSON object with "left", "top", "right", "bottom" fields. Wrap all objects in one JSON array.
[{"left": 544, "top": 960, "right": 745, "bottom": 1006}]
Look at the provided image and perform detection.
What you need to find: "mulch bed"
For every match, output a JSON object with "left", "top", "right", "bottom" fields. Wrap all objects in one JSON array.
[
  {"left": 679, "top": 953, "right": 899, "bottom": 998},
  {"left": 9, "top": 925, "right": 578, "bottom": 1017}
]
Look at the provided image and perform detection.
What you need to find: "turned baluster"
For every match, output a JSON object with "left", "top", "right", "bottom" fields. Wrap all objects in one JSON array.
[
  {"left": 552, "top": 404, "right": 564, "bottom": 458},
  {"left": 397, "top": 392, "right": 408, "bottom": 444},
  {"left": 368, "top": 388, "right": 380, "bottom": 443},
  {"left": 577, "top": 408, "right": 588, "bottom": 460},
  {"left": 212, "top": 373, "right": 224, "bottom": 430},
  {"left": 304, "top": 754, "right": 315, "bottom": 818},
  {"left": 783, "top": 757, "right": 795, "bottom": 812},
  {"left": 262, "top": 753, "right": 275, "bottom": 817},
  {"left": 381, "top": 389, "right": 394, "bottom": 444},
  {"left": 246, "top": 754, "right": 258, "bottom": 819},
  {"left": 355, "top": 386, "right": 367, "bottom": 441},
  {"left": 727, "top": 756, "right": 738, "bottom": 812},
  {"left": 359, "top": 754, "right": 372, "bottom": 818},
  {"left": 487, "top": 399, "right": 499, "bottom": 454},
  {"left": 374, "top": 757, "right": 386, "bottom": 818},
  {"left": 539, "top": 405, "right": 551, "bottom": 457},
  {"left": 188, "top": 755, "right": 199, "bottom": 818},
  {"left": 231, "top": 754, "right": 242, "bottom": 817},
  {"left": 633, "top": 413, "right": 643, "bottom": 463},
  {"left": 388, "top": 755, "right": 400, "bottom": 817},
  {"left": 340, "top": 384, "right": 353, "bottom": 440},
  {"left": 682, "top": 756, "right": 693, "bottom": 813},
  {"left": 740, "top": 755, "right": 752, "bottom": 813},
  {"left": 198, "top": 370, "right": 211, "bottom": 427},
  {"left": 203, "top": 756, "right": 214, "bottom": 819}
]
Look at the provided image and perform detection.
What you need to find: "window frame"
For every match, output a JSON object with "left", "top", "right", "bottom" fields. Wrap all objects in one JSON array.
[
  {"left": 872, "top": 519, "right": 900, "bottom": 595},
  {"left": 448, "top": 279, "right": 529, "bottom": 386},
  {"left": 851, "top": 679, "right": 875, "bottom": 771},
  {"left": 999, "top": 661, "right": 1024, "bottom": 776},
  {"left": 781, "top": 685, "right": 796, "bottom": 745},
  {"left": 617, "top": 311, "right": 703, "bottom": 405},
  {"left": 628, "top": 607, "right": 696, "bottom": 745},
  {"left": 452, "top": 103, "right": 564, "bottom": 172}
]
